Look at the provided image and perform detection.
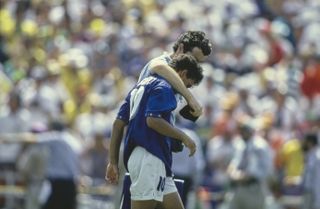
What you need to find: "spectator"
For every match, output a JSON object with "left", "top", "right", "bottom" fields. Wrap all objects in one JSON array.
[
  {"left": 226, "top": 117, "right": 274, "bottom": 209},
  {"left": 172, "top": 127, "right": 205, "bottom": 208},
  {"left": 302, "top": 133, "right": 320, "bottom": 209},
  {"left": 38, "top": 120, "right": 82, "bottom": 209},
  {"left": 206, "top": 118, "right": 237, "bottom": 208},
  {"left": 80, "top": 131, "right": 109, "bottom": 184}
]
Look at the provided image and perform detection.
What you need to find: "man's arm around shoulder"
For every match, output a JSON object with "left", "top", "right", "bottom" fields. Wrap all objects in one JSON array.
[{"left": 149, "top": 61, "right": 202, "bottom": 117}]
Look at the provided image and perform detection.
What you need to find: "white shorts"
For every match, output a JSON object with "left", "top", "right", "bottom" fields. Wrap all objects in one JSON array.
[{"left": 127, "top": 146, "right": 177, "bottom": 202}]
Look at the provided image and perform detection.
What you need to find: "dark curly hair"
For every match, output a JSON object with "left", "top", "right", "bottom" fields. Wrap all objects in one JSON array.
[
  {"left": 169, "top": 54, "right": 203, "bottom": 85},
  {"left": 173, "top": 31, "right": 212, "bottom": 56}
]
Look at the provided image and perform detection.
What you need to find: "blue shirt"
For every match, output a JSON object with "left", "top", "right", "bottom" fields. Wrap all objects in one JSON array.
[
  {"left": 138, "top": 52, "right": 182, "bottom": 123},
  {"left": 230, "top": 135, "right": 273, "bottom": 181},
  {"left": 37, "top": 131, "right": 79, "bottom": 180},
  {"left": 303, "top": 147, "right": 320, "bottom": 208},
  {"left": 117, "top": 75, "right": 177, "bottom": 176}
]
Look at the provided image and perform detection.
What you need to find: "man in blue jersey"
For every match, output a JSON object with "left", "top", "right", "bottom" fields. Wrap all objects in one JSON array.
[
  {"left": 139, "top": 31, "right": 212, "bottom": 117},
  {"left": 106, "top": 54, "right": 203, "bottom": 209}
]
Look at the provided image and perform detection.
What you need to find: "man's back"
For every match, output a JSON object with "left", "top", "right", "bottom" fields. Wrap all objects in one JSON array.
[
  {"left": 37, "top": 131, "right": 79, "bottom": 179},
  {"left": 118, "top": 75, "right": 177, "bottom": 176}
]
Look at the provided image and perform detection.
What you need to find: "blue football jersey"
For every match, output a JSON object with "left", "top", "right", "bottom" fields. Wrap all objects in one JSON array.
[{"left": 117, "top": 75, "right": 177, "bottom": 176}]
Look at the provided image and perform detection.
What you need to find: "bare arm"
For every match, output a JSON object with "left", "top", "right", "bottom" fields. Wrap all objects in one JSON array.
[
  {"left": 108, "top": 119, "right": 126, "bottom": 165},
  {"left": 106, "top": 118, "right": 126, "bottom": 184},
  {"left": 149, "top": 62, "right": 203, "bottom": 117},
  {"left": 0, "top": 133, "right": 36, "bottom": 143},
  {"left": 146, "top": 117, "right": 196, "bottom": 156}
]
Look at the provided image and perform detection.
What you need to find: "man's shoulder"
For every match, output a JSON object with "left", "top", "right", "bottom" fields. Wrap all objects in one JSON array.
[
  {"left": 140, "top": 75, "right": 171, "bottom": 89},
  {"left": 251, "top": 136, "right": 270, "bottom": 152},
  {"left": 154, "top": 76, "right": 173, "bottom": 91},
  {"left": 149, "top": 53, "right": 172, "bottom": 66},
  {"left": 152, "top": 52, "right": 171, "bottom": 62}
]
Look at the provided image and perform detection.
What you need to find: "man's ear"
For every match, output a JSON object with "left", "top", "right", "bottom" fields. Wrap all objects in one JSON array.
[
  {"left": 173, "top": 43, "right": 184, "bottom": 58},
  {"left": 179, "top": 69, "right": 187, "bottom": 78}
]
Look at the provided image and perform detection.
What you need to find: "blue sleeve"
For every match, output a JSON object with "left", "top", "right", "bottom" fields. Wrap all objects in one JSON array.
[
  {"left": 145, "top": 86, "right": 176, "bottom": 118},
  {"left": 117, "top": 94, "right": 130, "bottom": 123}
]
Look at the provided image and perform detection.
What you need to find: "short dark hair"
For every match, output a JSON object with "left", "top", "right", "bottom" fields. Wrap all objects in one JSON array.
[
  {"left": 9, "top": 90, "right": 22, "bottom": 107},
  {"left": 49, "top": 120, "right": 66, "bottom": 131},
  {"left": 169, "top": 54, "right": 203, "bottom": 85},
  {"left": 304, "top": 133, "right": 318, "bottom": 146},
  {"left": 173, "top": 31, "right": 212, "bottom": 56}
]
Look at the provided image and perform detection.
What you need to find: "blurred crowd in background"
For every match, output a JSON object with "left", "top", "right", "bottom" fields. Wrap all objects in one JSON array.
[{"left": 0, "top": 0, "right": 320, "bottom": 209}]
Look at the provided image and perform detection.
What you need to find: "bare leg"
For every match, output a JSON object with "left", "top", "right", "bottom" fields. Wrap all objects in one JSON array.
[
  {"left": 158, "top": 192, "right": 184, "bottom": 209},
  {"left": 131, "top": 199, "right": 159, "bottom": 209}
]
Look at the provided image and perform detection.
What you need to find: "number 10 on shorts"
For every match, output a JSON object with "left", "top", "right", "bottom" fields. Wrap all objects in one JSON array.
[{"left": 156, "top": 176, "right": 166, "bottom": 192}]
